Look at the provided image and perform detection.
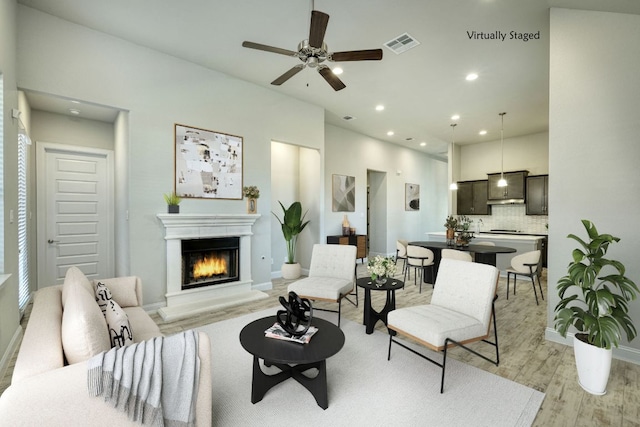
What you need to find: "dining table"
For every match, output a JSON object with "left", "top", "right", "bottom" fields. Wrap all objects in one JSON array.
[{"left": 408, "top": 241, "right": 517, "bottom": 282}]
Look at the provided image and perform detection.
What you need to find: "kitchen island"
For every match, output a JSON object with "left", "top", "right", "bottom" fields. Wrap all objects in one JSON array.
[{"left": 426, "top": 231, "right": 545, "bottom": 274}]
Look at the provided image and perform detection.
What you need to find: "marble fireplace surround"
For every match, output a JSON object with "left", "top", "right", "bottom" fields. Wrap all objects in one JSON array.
[{"left": 156, "top": 213, "right": 267, "bottom": 321}]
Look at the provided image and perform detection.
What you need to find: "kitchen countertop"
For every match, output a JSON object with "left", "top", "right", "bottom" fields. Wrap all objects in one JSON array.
[{"left": 427, "top": 231, "right": 544, "bottom": 242}]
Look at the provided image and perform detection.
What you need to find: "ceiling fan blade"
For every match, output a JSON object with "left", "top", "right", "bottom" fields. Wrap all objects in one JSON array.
[
  {"left": 308, "top": 10, "right": 329, "bottom": 48},
  {"left": 318, "top": 66, "right": 346, "bottom": 91},
  {"left": 242, "top": 41, "right": 298, "bottom": 57},
  {"left": 271, "top": 65, "right": 305, "bottom": 86},
  {"left": 331, "top": 49, "right": 383, "bottom": 62}
]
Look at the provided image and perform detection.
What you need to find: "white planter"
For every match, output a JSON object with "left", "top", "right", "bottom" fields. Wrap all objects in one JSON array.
[
  {"left": 281, "top": 262, "right": 301, "bottom": 280},
  {"left": 573, "top": 334, "right": 612, "bottom": 395}
]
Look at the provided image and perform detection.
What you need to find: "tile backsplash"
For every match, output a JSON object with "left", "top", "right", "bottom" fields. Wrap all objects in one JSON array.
[{"left": 464, "top": 204, "right": 548, "bottom": 235}]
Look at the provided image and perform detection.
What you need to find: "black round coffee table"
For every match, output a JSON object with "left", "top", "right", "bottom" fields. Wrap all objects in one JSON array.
[
  {"left": 239, "top": 316, "right": 345, "bottom": 410},
  {"left": 356, "top": 277, "right": 405, "bottom": 334}
]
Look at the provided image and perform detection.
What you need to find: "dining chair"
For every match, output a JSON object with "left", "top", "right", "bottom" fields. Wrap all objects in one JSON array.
[
  {"left": 396, "top": 239, "right": 408, "bottom": 274},
  {"left": 404, "top": 245, "right": 435, "bottom": 293},
  {"left": 387, "top": 258, "right": 500, "bottom": 393},
  {"left": 441, "top": 249, "right": 472, "bottom": 262},
  {"left": 474, "top": 241, "right": 496, "bottom": 246},
  {"left": 506, "top": 250, "right": 543, "bottom": 305}
]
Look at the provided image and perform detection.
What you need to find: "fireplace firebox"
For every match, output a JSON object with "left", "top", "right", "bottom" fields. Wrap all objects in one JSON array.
[{"left": 181, "top": 237, "right": 240, "bottom": 290}]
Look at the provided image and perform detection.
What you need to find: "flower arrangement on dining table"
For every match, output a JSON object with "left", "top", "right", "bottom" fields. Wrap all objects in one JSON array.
[
  {"left": 242, "top": 185, "right": 260, "bottom": 199},
  {"left": 367, "top": 255, "right": 398, "bottom": 284}
]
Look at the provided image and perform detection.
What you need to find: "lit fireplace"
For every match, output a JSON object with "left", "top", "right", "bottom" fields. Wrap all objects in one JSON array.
[{"left": 181, "top": 237, "right": 239, "bottom": 290}]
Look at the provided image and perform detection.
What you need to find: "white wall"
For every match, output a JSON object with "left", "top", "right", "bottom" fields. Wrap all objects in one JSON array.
[
  {"left": 0, "top": 0, "right": 20, "bottom": 376},
  {"left": 547, "top": 8, "right": 640, "bottom": 361},
  {"left": 17, "top": 5, "right": 324, "bottom": 305},
  {"left": 459, "top": 131, "right": 549, "bottom": 181},
  {"left": 325, "top": 125, "right": 448, "bottom": 255},
  {"left": 30, "top": 110, "right": 114, "bottom": 150}
]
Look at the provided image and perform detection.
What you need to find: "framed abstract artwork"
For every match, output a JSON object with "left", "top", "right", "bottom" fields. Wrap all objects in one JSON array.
[
  {"left": 405, "top": 183, "right": 420, "bottom": 211},
  {"left": 332, "top": 174, "right": 355, "bottom": 212},
  {"left": 174, "top": 124, "right": 243, "bottom": 199}
]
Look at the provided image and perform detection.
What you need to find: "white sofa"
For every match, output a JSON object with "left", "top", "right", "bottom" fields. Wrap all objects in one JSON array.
[{"left": 0, "top": 269, "right": 212, "bottom": 426}]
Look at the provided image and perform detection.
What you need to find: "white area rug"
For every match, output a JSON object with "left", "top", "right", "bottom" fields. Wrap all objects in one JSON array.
[{"left": 196, "top": 308, "right": 544, "bottom": 427}]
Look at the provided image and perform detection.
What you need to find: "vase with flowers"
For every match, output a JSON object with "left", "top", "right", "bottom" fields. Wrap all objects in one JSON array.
[
  {"left": 444, "top": 215, "right": 458, "bottom": 246},
  {"left": 367, "top": 255, "right": 398, "bottom": 286},
  {"left": 243, "top": 185, "right": 260, "bottom": 214}
]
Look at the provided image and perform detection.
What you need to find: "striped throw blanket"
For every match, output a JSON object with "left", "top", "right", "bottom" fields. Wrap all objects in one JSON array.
[{"left": 87, "top": 331, "right": 200, "bottom": 426}]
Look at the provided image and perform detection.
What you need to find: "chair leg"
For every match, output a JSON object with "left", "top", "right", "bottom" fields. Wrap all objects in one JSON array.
[
  {"left": 387, "top": 334, "right": 393, "bottom": 360},
  {"left": 530, "top": 275, "right": 539, "bottom": 305},
  {"left": 537, "top": 274, "right": 544, "bottom": 301},
  {"left": 338, "top": 299, "right": 342, "bottom": 327},
  {"left": 441, "top": 342, "right": 449, "bottom": 394},
  {"left": 506, "top": 273, "right": 510, "bottom": 300}
]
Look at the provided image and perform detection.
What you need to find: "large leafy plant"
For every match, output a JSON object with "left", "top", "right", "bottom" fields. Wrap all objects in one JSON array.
[
  {"left": 555, "top": 220, "right": 639, "bottom": 349},
  {"left": 272, "top": 201, "right": 310, "bottom": 264}
]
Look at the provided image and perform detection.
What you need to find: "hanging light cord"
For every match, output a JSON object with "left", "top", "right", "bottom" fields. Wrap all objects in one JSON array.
[{"left": 500, "top": 112, "right": 506, "bottom": 181}]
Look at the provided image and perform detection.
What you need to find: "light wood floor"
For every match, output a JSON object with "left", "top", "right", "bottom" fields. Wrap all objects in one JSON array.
[{"left": 2, "top": 265, "right": 640, "bottom": 426}]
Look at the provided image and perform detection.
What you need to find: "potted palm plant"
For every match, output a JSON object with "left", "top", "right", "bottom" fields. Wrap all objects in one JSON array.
[
  {"left": 272, "top": 201, "right": 310, "bottom": 280},
  {"left": 554, "top": 219, "right": 639, "bottom": 395}
]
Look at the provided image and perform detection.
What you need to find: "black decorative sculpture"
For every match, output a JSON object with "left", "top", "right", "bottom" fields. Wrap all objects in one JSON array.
[{"left": 277, "top": 291, "right": 313, "bottom": 336}]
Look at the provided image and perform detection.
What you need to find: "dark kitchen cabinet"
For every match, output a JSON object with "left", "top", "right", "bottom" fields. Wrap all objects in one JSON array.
[
  {"left": 488, "top": 171, "right": 528, "bottom": 201},
  {"left": 457, "top": 180, "right": 491, "bottom": 215},
  {"left": 526, "top": 175, "right": 549, "bottom": 215}
]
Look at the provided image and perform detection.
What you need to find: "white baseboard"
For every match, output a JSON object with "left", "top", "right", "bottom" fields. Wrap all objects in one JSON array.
[
  {"left": 545, "top": 327, "right": 640, "bottom": 365},
  {"left": 0, "top": 325, "right": 23, "bottom": 382}
]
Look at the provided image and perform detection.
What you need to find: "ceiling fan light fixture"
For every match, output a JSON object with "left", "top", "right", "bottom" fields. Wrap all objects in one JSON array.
[{"left": 332, "top": 66, "right": 343, "bottom": 75}]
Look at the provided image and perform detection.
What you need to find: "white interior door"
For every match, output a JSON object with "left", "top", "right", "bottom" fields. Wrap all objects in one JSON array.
[{"left": 37, "top": 142, "right": 114, "bottom": 288}]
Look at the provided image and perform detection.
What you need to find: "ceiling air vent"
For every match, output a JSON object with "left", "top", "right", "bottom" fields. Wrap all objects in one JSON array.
[{"left": 384, "top": 33, "right": 420, "bottom": 55}]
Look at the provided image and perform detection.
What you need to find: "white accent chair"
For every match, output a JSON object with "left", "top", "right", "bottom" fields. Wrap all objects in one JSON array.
[
  {"left": 396, "top": 239, "right": 408, "bottom": 274},
  {"left": 387, "top": 258, "right": 500, "bottom": 393},
  {"left": 506, "top": 250, "right": 543, "bottom": 305},
  {"left": 405, "top": 245, "right": 435, "bottom": 293},
  {"left": 441, "top": 249, "right": 473, "bottom": 262},
  {"left": 288, "top": 244, "right": 357, "bottom": 326}
]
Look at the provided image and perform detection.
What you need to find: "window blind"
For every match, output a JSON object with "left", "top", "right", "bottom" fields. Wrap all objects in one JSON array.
[{"left": 18, "top": 131, "right": 31, "bottom": 312}]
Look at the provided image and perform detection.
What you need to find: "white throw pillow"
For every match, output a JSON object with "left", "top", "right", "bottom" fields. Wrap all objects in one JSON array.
[
  {"left": 94, "top": 281, "right": 113, "bottom": 316},
  {"left": 61, "top": 281, "right": 111, "bottom": 364},
  {"left": 105, "top": 299, "right": 134, "bottom": 348},
  {"left": 62, "top": 266, "right": 95, "bottom": 308}
]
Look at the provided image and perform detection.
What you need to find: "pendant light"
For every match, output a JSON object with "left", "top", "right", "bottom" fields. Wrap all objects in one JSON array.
[
  {"left": 449, "top": 123, "right": 458, "bottom": 190},
  {"left": 497, "top": 112, "right": 507, "bottom": 187}
]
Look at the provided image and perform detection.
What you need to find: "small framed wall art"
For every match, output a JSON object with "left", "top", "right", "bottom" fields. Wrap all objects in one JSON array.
[
  {"left": 405, "top": 183, "right": 420, "bottom": 211},
  {"left": 174, "top": 124, "right": 243, "bottom": 199},
  {"left": 332, "top": 174, "right": 355, "bottom": 212}
]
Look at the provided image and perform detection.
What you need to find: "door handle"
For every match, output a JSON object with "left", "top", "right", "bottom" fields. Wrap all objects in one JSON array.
[{"left": 47, "top": 239, "right": 59, "bottom": 244}]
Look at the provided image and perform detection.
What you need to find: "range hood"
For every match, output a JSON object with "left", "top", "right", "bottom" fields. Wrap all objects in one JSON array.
[{"left": 487, "top": 198, "right": 525, "bottom": 205}]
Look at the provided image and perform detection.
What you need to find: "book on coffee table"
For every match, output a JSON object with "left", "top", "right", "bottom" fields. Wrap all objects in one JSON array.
[{"left": 264, "top": 323, "right": 318, "bottom": 344}]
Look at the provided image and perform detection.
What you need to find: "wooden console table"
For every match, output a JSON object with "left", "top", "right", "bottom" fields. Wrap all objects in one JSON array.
[{"left": 326, "top": 234, "right": 367, "bottom": 262}]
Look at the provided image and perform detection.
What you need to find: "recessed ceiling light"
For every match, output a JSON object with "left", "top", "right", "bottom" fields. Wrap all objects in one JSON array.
[
  {"left": 69, "top": 109, "right": 80, "bottom": 115},
  {"left": 479, "top": 130, "right": 487, "bottom": 135},
  {"left": 451, "top": 114, "right": 460, "bottom": 120},
  {"left": 332, "top": 67, "right": 343, "bottom": 75},
  {"left": 420, "top": 142, "right": 427, "bottom": 147},
  {"left": 375, "top": 105, "right": 385, "bottom": 111},
  {"left": 387, "top": 131, "right": 394, "bottom": 136},
  {"left": 465, "top": 73, "right": 478, "bottom": 81}
]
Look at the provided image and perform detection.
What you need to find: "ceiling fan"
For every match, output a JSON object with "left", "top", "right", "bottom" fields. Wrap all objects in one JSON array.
[{"left": 242, "top": 8, "right": 383, "bottom": 91}]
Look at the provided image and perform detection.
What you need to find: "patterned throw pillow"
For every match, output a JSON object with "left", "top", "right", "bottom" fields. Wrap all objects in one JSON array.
[
  {"left": 95, "top": 281, "right": 113, "bottom": 316},
  {"left": 105, "top": 299, "right": 134, "bottom": 348}
]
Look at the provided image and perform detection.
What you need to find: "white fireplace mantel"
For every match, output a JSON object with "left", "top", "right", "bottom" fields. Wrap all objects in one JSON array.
[{"left": 156, "top": 213, "right": 267, "bottom": 321}]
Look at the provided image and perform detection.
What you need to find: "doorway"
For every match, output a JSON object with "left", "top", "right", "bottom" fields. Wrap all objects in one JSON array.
[
  {"left": 367, "top": 169, "right": 387, "bottom": 257},
  {"left": 36, "top": 142, "right": 114, "bottom": 287}
]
